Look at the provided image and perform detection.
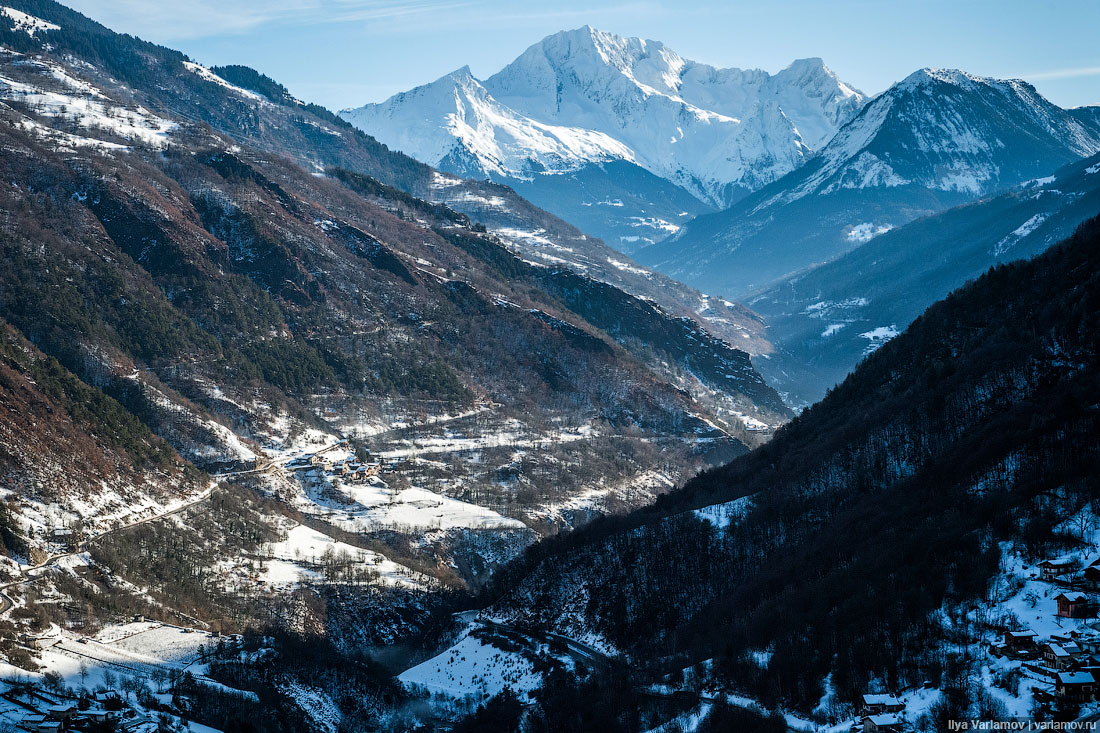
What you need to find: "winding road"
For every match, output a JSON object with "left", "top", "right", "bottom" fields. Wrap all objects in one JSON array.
[
  {"left": 474, "top": 618, "right": 613, "bottom": 673},
  {"left": 0, "top": 476, "right": 237, "bottom": 616}
]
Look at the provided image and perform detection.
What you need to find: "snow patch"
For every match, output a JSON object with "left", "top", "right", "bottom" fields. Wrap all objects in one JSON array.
[
  {"left": 993, "top": 213, "right": 1048, "bottom": 256},
  {"left": 859, "top": 325, "right": 900, "bottom": 354},
  {"left": 1, "top": 6, "right": 58, "bottom": 36},
  {"left": 694, "top": 494, "right": 754, "bottom": 530},
  {"left": 399, "top": 628, "right": 542, "bottom": 702},
  {"left": 846, "top": 222, "right": 893, "bottom": 243},
  {"left": 183, "top": 62, "right": 266, "bottom": 102}
]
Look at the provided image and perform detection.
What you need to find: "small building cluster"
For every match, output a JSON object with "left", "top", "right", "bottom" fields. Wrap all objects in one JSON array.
[
  {"left": 287, "top": 452, "right": 382, "bottom": 483},
  {"left": 1, "top": 687, "right": 126, "bottom": 732},
  {"left": 858, "top": 694, "right": 905, "bottom": 732},
  {"left": 986, "top": 554, "right": 1100, "bottom": 708},
  {"left": 995, "top": 628, "right": 1100, "bottom": 685}
]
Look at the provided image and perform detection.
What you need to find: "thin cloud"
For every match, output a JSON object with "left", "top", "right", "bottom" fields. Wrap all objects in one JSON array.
[
  {"left": 1020, "top": 66, "right": 1100, "bottom": 82},
  {"left": 316, "top": 0, "right": 477, "bottom": 24},
  {"left": 64, "top": 0, "right": 481, "bottom": 40}
]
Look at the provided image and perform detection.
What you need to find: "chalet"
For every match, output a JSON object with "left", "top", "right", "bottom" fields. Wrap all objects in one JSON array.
[
  {"left": 1074, "top": 632, "right": 1100, "bottom": 654},
  {"left": 1005, "top": 630, "right": 1038, "bottom": 653},
  {"left": 861, "top": 694, "right": 905, "bottom": 715},
  {"left": 20, "top": 633, "right": 58, "bottom": 650},
  {"left": 46, "top": 704, "right": 77, "bottom": 720},
  {"left": 37, "top": 722, "right": 62, "bottom": 733},
  {"left": 77, "top": 707, "right": 115, "bottom": 723},
  {"left": 1057, "top": 671, "right": 1096, "bottom": 702},
  {"left": 308, "top": 454, "right": 326, "bottom": 467},
  {"left": 19, "top": 716, "right": 45, "bottom": 729},
  {"left": 1044, "top": 643, "right": 1080, "bottom": 670},
  {"left": 863, "top": 713, "right": 904, "bottom": 732},
  {"left": 1039, "top": 558, "right": 1076, "bottom": 580},
  {"left": 334, "top": 463, "right": 350, "bottom": 477},
  {"left": 1056, "top": 593, "right": 1095, "bottom": 619},
  {"left": 1069, "top": 655, "right": 1100, "bottom": 674},
  {"left": 1084, "top": 565, "right": 1100, "bottom": 590}
]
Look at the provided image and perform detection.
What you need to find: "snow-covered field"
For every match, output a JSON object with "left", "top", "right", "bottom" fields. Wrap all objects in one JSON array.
[
  {"left": 693, "top": 494, "right": 754, "bottom": 530},
  {"left": 399, "top": 627, "right": 543, "bottom": 703},
  {"left": 0, "top": 621, "right": 240, "bottom": 732},
  {"left": 298, "top": 477, "right": 525, "bottom": 533},
  {"left": 376, "top": 424, "right": 594, "bottom": 460},
  {"left": 259, "top": 524, "right": 427, "bottom": 589}
]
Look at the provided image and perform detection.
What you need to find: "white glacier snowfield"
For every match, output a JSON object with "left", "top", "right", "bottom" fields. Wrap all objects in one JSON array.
[{"left": 342, "top": 26, "right": 865, "bottom": 209}]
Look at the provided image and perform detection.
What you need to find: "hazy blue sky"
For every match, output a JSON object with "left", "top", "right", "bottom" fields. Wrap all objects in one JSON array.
[{"left": 64, "top": 0, "right": 1100, "bottom": 112}]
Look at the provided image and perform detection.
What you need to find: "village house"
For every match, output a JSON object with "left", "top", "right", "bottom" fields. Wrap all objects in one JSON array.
[
  {"left": 1056, "top": 593, "right": 1096, "bottom": 619},
  {"left": 863, "top": 713, "right": 905, "bottom": 733},
  {"left": 1039, "top": 558, "right": 1077, "bottom": 581},
  {"left": 1073, "top": 631, "right": 1100, "bottom": 654},
  {"left": 46, "top": 703, "right": 77, "bottom": 720},
  {"left": 93, "top": 690, "right": 121, "bottom": 705},
  {"left": 861, "top": 694, "right": 905, "bottom": 715},
  {"left": 1057, "top": 671, "right": 1096, "bottom": 703},
  {"left": 1069, "top": 655, "right": 1100, "bottom": 676},
  {"left": 37, "top": 721, "right": 62, "bottom": 733},
  {"left": 1084, "top": 565, "right": 1100, "bottom": 590},
  {"left": 1005, "top": 630, "right": 1038, "bottom": 654},
  {"left": 1044, "top": 642, "right": 1081, "bottom": 670},
  {"left": 77, "top": 707, "right": 116, "bottom": 723},
  {"left": 20, "top": 632, "right": 59, "bottom": 650}
]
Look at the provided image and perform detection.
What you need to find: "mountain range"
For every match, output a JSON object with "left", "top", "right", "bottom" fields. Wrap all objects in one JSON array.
[
  {"left": 341, "top": 26, "right": 865, "bottom": 251},
  {"left": 750, "top": 150, "right": 1100, "bottom": 405},
  {"left": 0, "top": 2, "right": 1099, "bottom": 732},
  {"left": 640, "top": 68, "right": 1100, "bottom": 296},
  {"left": 0, "top": 0, "right": 789, "bottom": 597}
]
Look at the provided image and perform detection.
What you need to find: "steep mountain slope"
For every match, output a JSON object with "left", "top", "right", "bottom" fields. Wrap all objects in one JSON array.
[
  {"left": 0, "top": 2, "right": 770, "bottom": 363},
  {"left": 0, "top": 0, "right": 793, "bottom": 557},
  {"left": 751, "top": 151, "right": 1100, "bottom": 405},
  {"left": 643, "top": 69, "right": 1100, "bottom": 296},
  {"left": 481, "top": 214, "right": 1100, "bottom": 722},
  {"left": 341, "top": 26, "right": 864, "bottom": 250},
  {"left": 0, "top": 320, "right": 202, "bottom": 548}
]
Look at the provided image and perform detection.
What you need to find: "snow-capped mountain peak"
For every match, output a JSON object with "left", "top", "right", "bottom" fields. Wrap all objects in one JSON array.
[
  {"left": 758, "top": 66, "right": 1100, "bottom": 209},
  {"left": 342, "top": 28, "right": 866, "bottom": 209},
  {"left": 341, "top": 63, "right": 634, "bottom": 181},
  {"left": 642, "top": 65, "right": 1100, "bottom": 298}
]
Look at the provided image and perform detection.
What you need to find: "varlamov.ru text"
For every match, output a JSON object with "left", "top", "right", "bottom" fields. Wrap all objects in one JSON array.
[{"left": 947, "top": 722, "right": 1097, "bottom": 731}]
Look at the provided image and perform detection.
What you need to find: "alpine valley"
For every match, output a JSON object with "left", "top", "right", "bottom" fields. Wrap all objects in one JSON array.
[{"left": 0, "top": 2, "right": 1095, "bottom": 732}]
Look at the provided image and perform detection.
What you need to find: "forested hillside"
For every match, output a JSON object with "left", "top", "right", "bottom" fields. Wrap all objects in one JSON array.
[{"left": 484, "top": 214, "right": 1100, "bottom": 721}]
